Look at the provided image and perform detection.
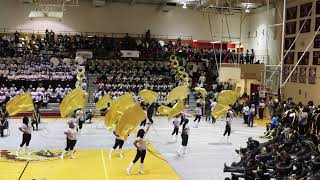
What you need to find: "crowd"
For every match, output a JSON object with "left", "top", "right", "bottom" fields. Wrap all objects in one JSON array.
[
  {"left": 0, "top": 29, "right": 258, "bottom": 64},
  {"left": 224, "top": 97, "right": 320, "bottom": 179},
  {"left": 0, "top": 83, "right": 74, "bottom": 106},
  {"left": 92, "top": 60, "right": 175, "bottom": 103},
  {"left": 0, "top": 54, "right": 78, "bottom": 106}
]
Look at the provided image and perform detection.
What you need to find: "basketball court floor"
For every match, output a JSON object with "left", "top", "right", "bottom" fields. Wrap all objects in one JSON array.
[{"left": 0, "top": 116, "right": 268, "bottom": 180}]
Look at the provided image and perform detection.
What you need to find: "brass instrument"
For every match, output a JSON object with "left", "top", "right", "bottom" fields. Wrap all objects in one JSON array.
[
  {"left": 177, "top": 66, "right": 185, "bottom": 74},
  {"left": 171, "top": 59, "right": 179, "bottom": 69}
]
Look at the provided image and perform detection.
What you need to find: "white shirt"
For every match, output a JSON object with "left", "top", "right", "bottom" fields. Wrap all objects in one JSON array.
[
  {"left": 20, "top": 124, "right": 32, "bottom": 134},
  {"left": 210, "top": 101, "right": 217, "bottom": 111},
  {"left": 64, "top": 127, "right": 77, "bottom": 140},
  {"left": 195, "top": 107, "right": 202, "bottom": 116},
  {"left": 242, "top": 106, "right": 250, "bottom": 115}
]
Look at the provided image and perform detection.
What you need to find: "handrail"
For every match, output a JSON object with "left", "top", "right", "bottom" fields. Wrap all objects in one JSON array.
[{"left": 0, "top": 27, "right": 193, "bottom": 40}]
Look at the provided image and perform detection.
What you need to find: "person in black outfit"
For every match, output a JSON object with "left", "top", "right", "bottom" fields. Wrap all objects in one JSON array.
[{"left": 147, "top": 103, "right": 156, "bottom": 124}]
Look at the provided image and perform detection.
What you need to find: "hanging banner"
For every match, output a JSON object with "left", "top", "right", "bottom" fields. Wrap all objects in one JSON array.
[
  {"left": 286, "top": 6, "right": 297, "bottom": 20},
  {"left": 298, "top": 52, "right": 310, "bottom": 65},
  {"left": 120, "top": 50, "right": 140, "bottom": 58},
  {"left": 283, "top": 65, "right": 291, "bottom": 83},
  {"left": 299, "top": 19, "right": 311, "bottom": 33},
  {"left": 291, "top": 66, "right": 298, "bottom": 83},
  {"left": 284, "top": 52, "right": 295, "bottom": 64},
  {"left": 299, "top": 66, "right": 307, "bottom": 83},
  {"left": 286, "top": 22, "right": 296, "bottom": 35},
  {"left": 309, "top": 67, "right": 317, "bottom": 84},
  {"left": 313, "top": 51, "right": 320, "bottom": 65}
]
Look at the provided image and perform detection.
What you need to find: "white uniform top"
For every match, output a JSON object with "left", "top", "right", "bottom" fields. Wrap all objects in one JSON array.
[
  {"left": 67, "top": 118, "right": 77, "bottom": 126},
  {"left": 195, "top": 107, "right": 202, "bottom": 116},
  {"left": 182, "top": 123, "right": 190, "bottom": 135},
  {"left": 65, "top": 127, "right": 77, "bottom": 140},
  {"left": 242, "top": 106, "right": 250, "bottom": 115},
  {"left": 20, "top": 124, "right": 32, "bottom": 134},
  {"left": 137, "top": 137, "right": 147, "bottom": 151},
  {"left": 210, "top": 101, "right": 217, "bottom": 111},
  {"left": 173, "top": 118, "right": 180, "bottom": 128}
]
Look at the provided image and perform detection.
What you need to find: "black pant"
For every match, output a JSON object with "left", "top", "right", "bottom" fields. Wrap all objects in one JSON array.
[
  {"left": 32, "top": 120, "right": 38, "bottom": 130},
  {"left": 172, "top": 127, "right": 179, "bottom": 135},
  {"left": 78, "top": 121, "right": 84, "bottom": 129},
  {"left": 113, "top": 139, "right": 124, "bottom": 149},
  {"left": 194, "top": 115, "right": 201, "bottom": 122},
  {"left": 181, "top": 133, "right": 189, "bottom": 146},
  {"left": 132, "top": 149, "right": 146, "bottom": 163},
  {"left": 258, "top": 108, "right": 264, "bottom": 119},
  {"left": 65, "top": 138, "right": 77, "bottom": 151},
  {"left": 140, "top": 119, "right": 146, "bottom": 126},
  {"left": 243, "top": 115, "right": 248, "bottom": 124},
  {"left": 20, "top": 133, "right": 31, "bottom": 147},
  {"left": 223, "top": 124, "right": 231, "bottom": 136},
  {"left": 147, "top": 114, "right": 154, "bottom": 124},
  {"left": 0, "top": 127, "right": 4, "bottom": 137}
]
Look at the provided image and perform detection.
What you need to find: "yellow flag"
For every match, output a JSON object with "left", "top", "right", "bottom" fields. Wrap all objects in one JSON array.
[
  {"left": 138, "top": 89, "right": 159, "bottom": 104},
  {"left": 60, "top": 87, "right": 88, "bottom": 118},
  {"left": 95, "top": 94, "right": 112, "bottom": 111},
  {"left": 167, "top": 85, "right": 189, "bottom": 103},
  {"left": 115, "top": 102, "right": 147, "bottom": 140},
  {"left": 168, "top": 100, "right": 184, "bottom": 120},
  {"left": 211, "top": 103, "right": 229, "bottom": 120},
  {"left": 104, "top": 93, "right": 134, "bottom": 127},
  {"left": 6, "top": 93, "right": 34, "bottom": 116},
  {"left": 217, "top": 90, "right": 238, "bottom": 106},
  {"left": 157, "top": 105, "right": 172, "bottom": 115},
  {"left": 194, "top": 87, "right": 207, "bottom": 97}
]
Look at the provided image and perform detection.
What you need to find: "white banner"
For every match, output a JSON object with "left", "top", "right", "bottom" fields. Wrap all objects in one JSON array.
[
  {"left": 120, "top": 50, "right": 140, "bottom": 58},
  {"left": 76, "top": 51, "right": 93, "bottom": 59}
]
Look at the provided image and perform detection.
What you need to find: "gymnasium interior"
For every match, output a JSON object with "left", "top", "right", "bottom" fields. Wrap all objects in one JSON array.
[{"left": 1, "top": 0, "right": 320, "bottom": 180}]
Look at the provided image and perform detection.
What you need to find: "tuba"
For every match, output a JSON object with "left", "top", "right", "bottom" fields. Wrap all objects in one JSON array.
[
  {"left": 170, "top": 55, "right": 177, "bottom": 62},
  {"left": 76, "top": 66, "right": 86, "bottom": 81},
  {"left": 177, "top": 66, "right": 185, "bottom": 74},
  {"left": 171, "top": 59, "right": 179, "bottom": 69}
]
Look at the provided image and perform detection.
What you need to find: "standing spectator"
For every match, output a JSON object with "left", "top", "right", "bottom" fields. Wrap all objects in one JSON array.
[
  {"left": 242, "top": 103, "right": 250, "bottom": 124},
  {"left": 248, "top": 104, "right": 255, "bottom": 127},
  {"left": 258, "top": 99, "right": 265, "bottom": 120},
  {"left": 250, "top": 49, "right": 255, "bottom": 64},
  {"left": 245, "top": 50, "right": 250, "bottom": 64}
]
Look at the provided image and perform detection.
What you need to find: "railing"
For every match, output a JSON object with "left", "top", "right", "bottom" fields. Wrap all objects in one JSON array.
[{"left": 0, "top": 28, "right": 193, "bottom": 40}]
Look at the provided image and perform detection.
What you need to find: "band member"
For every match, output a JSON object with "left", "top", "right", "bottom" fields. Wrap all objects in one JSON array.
[
  {"left": 16, "top": 117, "right": 32, "bottom": 156},
  {"left": 61, "top": 121, "right": 78, "bottom": 159},
  {"left": 31, "top": 106, "right": 40, "bottom": 131},
  {"left": 127, "top": 124, "right": 151, "bottom": 175},
  {"left": 177, "top": 119, "right": 190, "bottom": 156},
  {"left": 109, "top": 131, "right": 124, "bottom": 158}
]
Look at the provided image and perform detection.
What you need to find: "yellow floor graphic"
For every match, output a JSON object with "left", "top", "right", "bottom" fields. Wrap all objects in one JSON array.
[{"left": 0, "top": 146, "right": 181, "bottom": 180}]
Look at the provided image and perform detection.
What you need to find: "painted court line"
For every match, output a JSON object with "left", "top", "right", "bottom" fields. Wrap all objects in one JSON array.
[{"left": 100, "top": 150, "right": 109, "bottom": 180}]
